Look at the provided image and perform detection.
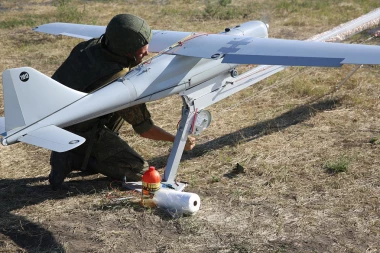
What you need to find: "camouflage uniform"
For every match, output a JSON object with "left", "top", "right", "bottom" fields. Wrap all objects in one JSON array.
[{"left": 49, "top": 14, "right": 153, "bottom": 189}]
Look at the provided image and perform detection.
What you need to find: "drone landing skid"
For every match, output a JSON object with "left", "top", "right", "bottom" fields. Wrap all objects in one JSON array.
[{"left": 123, "top": 181, "right": 188, "bottom": 192}]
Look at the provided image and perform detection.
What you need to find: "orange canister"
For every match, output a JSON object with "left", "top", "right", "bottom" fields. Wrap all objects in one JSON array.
[{"left": 141, "top": 166, "right": 161, "bottom": 207}]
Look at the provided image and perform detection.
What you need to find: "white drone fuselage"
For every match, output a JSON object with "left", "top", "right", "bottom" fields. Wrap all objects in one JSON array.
[{"left": 1, "top": 21, "right": 268, "bottom": 148}]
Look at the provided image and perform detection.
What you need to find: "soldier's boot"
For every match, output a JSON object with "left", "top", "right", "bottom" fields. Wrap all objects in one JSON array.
[{"left": 49, "top": 151, "right": 76, "bottom": 190}]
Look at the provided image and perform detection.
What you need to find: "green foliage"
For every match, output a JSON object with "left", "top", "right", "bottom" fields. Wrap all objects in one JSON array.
[
  {"left": 369, "top": 137, "right": 380, "bottom": 145},
  {"left": 203, "top": 0, "right": 248, "bottom": 20},
  {"left": 0, "top": 17, "right": 37, "bottom": 29},
  {"left": 55, "top": 0, "right": 87, "bottom": 23},
  {"left": 161, "top": 0, "right": 260, "bottom": 21},
  {"left": 275, "top": 0, "right": 331, "bottom": 13},
  {"left": 0, "top": 12, "right": 54, "bottom": 29},
  {"left": 0, "top": 0, "right": 88, "bottom": 29},
  {"left": 160, "top": 6, "right": 187, "bottom": 16},
  {"left": 211, "top": 176, "right": 220, "bottom": 183},
  {"left": 82, "top": 0, "right": 123, "bottom": 2},
  {"left": 369, "top": 137, "right": 378, "bottom": 144},
  {"left": 219, "top": 0, "right": 232, "bottom": 7},
  {"left": 324, "top": 156, "right": 350, "bottom": 174},
  {"left": 274, "top": 0, "right": 380, "bottom": 26}
]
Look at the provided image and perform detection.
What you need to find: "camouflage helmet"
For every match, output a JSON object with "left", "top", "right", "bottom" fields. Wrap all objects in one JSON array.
[{"left": 105, "top": 14, "right": 152, "bottom": 56}]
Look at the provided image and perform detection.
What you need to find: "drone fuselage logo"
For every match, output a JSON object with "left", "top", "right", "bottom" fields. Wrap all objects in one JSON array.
[{"left": 19, "top": 72, "right": 29, "bottom": 82}]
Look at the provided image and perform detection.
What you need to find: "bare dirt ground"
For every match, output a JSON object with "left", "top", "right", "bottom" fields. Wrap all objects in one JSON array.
[{"left": 0, "top": 0, "right": 380, "bottom": 252}]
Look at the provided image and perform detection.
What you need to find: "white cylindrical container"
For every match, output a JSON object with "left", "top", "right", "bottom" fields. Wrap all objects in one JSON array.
[{"left": 153, "top": 188, "right": 201, "bottom": 215}]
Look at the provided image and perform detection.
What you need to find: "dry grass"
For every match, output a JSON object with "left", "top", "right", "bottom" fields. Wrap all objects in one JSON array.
[{"left": 1, "top": 0, "right": 380, "bottom": 252}]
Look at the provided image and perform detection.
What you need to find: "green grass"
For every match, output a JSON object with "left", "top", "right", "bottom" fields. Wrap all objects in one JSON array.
[
  {"left": 211, "top": 176, "right": 221, "bottom": 183},
  {"left": 275, "top": 0, "right": 380, "bottom": 27},
  {"left": 0, "top": 14, "right": 49, "bottom": 29},
  {"left": 0, "top": 18, "right": 36, "bottom": 29},
  {"left": 324, "top": 156, "right": 350, "bottom": 174},
  {"left": 55, "top": 0, "right": 87, "bottom": 23},
  {"left": 204, "top": 1, "right": 245, "bottom": 20},
  {"left": 0, "top": 0, "right": 86, "bottom": 29}
]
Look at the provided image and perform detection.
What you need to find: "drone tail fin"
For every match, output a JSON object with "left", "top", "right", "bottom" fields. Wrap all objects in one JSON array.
[
  {"left": 1, "top": 67, "right": 86, "bottom": 151},
  {"left": 2, "top": 67, "right": 85, "bottom": 132}
]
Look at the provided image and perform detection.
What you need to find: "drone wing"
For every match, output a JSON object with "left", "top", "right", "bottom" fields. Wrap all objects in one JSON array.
[
  {"left": 165, "top": 34, "right": 380, "bottom": 67},
  {"left": 34, "top": 23, "right": 380, "bottom": 66},
  {"left": 33, "top": 23, "right": 192, "bottom": 53},
  {"left": 33, "top": 23, "right": 104, "bottom": 40}
]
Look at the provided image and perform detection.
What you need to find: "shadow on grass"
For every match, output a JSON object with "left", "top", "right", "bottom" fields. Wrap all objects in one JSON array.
[
  {"left": 0, "top": 177, "right": 64, "bottom": 252},
  {"left": 148, "top": 98, "right": 341, "bottom": 167},
  {"left": 0, "top": 98, "right": 339, "bottom": 252},
  {"left": 0, "top": 174, "right": 181, "bottom": 251},
  {"left": 0, "top": 176, "right": 111, "bottom": 252}
]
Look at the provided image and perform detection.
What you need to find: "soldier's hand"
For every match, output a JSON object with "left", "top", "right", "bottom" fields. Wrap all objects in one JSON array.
[{"left": 184, "top": 136, "right": 195, "bottom": 151}]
